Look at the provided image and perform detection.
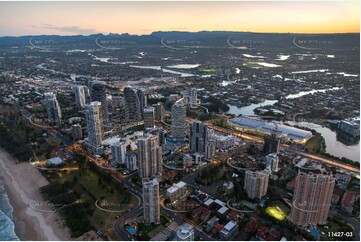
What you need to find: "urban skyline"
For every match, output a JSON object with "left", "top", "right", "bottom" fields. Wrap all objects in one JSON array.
[{"left": 0, "top": 1, "right": 359, "bottom": 242}]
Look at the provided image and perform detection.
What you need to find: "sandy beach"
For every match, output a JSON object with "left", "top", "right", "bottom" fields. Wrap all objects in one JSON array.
[{"left": 0, "top": 148, "right": 71, "bottom": 241}]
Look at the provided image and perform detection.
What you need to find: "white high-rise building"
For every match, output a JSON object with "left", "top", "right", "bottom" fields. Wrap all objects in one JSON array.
[
  {"left": 182, "top": 88, "right": 198, "bottom": 108},
  {"left": 111, "top": 141, "right": 127, "bottom": 165},
  {"left": 137, "top": 134, "right": 162, "bottom": 178},
  {"left": 44, "top": 92, "right": 62, "bottom": 126},
  {"left": 265, "top": 153, "right": 279, "bottom": 172},
  {"left": 74, "top": 85, "right": 86, "bottom": 108},
  {"left": 205, "top": 140, "right": 216, "bottom": 160},
  {"left": 244, "top": 170, "right": 269, "bottom": 199},
  {"left": 176, "top": 223, "right": 195, "bottom": 241},
  {"left": 85, "top": 101, "right": 103, "bottom": 154},
  {"left": 125, "top": 152, "right": 137, "bottom": 171},
  {"left": 171, "top": 98, "right": 187, "bottom": 142},
  {"left": 142, "top": 177, "right": 160, "bottom": 224}
]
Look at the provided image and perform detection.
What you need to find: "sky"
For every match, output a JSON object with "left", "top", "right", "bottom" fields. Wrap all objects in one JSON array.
[{"left": 0, "top": 1, "right": 359, "bottom": 36}]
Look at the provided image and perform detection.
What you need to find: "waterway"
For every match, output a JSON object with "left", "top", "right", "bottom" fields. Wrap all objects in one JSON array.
[
  {"left": 227, "top": 96, "right": 359, "bottom": 162},
  {"left": 286, "top": 121, "right": 360, "bottom": 162},
  {"left": 285, "top": 87, "right": 342, "bottom": 99}
]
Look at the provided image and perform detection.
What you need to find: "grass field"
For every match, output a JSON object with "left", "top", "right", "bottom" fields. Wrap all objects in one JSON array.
[
  {"left": 48, "top": 165, "right": 139, "bottom": 229},
  {"left": 201, "top": 68, "right": 216, "bottom": 73},
  {"left": 304, "top": 134, "right": 325, "bottom": 153}
]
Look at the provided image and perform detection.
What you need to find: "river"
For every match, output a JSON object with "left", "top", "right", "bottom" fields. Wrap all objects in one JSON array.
[
  {"left": 227, "top": 98, "right": 360, "bottom": 162},
  {"left": 286, "top": 121, "right": 360, "bottom": 162}
]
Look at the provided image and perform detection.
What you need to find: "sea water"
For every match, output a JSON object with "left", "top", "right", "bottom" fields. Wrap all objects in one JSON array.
[{"left": 0, "top": 180, "right": 20, "bottom": 241}]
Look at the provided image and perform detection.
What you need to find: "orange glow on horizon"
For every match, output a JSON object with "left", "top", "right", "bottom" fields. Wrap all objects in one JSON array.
[{"left": 0, "top": 1, "right": 359, "bottom": 36}]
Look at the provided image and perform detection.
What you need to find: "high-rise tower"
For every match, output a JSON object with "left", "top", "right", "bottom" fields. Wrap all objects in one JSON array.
[
  {"left": 124, "top": 87, "right": 141, "bottom": 122},
  {"left": 85, "top": 101, "right": 103, "bottom": 154},
  {"left": 171, "top": 98, "right": 187, "bottom": 142},
  {"left": 44, "top": 92, "right": 62, "bottom": 126},
  {"left": 289, "top": 163, "right": 335, "bottom": 227}
]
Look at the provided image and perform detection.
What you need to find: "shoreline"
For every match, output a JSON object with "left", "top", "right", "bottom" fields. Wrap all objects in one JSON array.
[{"left": 0, "top": 148, "right": 71, "bottom": 241}]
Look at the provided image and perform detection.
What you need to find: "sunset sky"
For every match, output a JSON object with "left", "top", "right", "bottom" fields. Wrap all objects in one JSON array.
[{"left": 0, "top": 1, "right": 359, "bottom": 36}]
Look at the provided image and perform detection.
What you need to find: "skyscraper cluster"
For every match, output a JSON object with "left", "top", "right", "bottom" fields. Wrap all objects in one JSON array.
[{"left": 189, "top": 122, "right": 208, "bottom": 153}]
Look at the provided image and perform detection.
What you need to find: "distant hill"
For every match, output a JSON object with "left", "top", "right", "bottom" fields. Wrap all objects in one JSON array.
[{"left": 0, "top": 31, "right": 358, "bottom": 50}]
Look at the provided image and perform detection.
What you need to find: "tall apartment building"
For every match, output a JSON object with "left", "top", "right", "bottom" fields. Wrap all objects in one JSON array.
[
  {"left": 85, "top": 101, "right": 103, "bottom": 154},
  {"left": 90, "top": 81, "right": 108, "bottom": 124},
  {"left": 153, "top": 102, "right": 164, "bottom": 121},
  {"left": 171, "top": 98, "right": 187, "bottom": 142},
  {"left": 265, "top": 153, "right": 279, "bottom": 172},
  {"left": 74, "top": 85, "right": 87, "bottom": 108},
  {"left": 181, "top": 88, "right": 198, "bottom": 108},
  {"left": 144, "top": 107, "right": 155, "bottom": 129},
  {"left": 124, "top": 87, "right": 141, "bottom": 122},
  {"left": 205, "top": 140, "right": 216, "bottom": 160},
  {"left": 137, "top": 88, "right": 147, "bottom": 115},
  {"left": 111, "top": 141, "right": 127, "bottom": 165},
  {"left": 125, "top": 152, "right": 137, "bottom": 171},
  {"left": 142, "top": 177, "right": 160, "bottom": 224},
  {"left": 289, "top": 164, "right": 335, "bottom": 227},
  {"left": 189, "top": 122, "right": 208, "bottom": 153},
  {"left": 244, "top": 170, "right": 269, "bottom": 199},
  {"left": 263, "top": 133, "right": 280, "bottom": 154},
  {"left": 44, "top": 92, "right": 62, "bottom": 126},
  {"left": 137, "top": 134, "right": 162, "bottom": 178}
]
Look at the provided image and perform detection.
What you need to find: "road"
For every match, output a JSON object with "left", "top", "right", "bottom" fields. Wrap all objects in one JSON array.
[
  {"left": 112, "top": 170, "right": 214, "bottom": 241},
  {"left": 205, "top": 121, "right": 359, "bottom": 174},
  {"left": 288, "top": 149, "right": 360, "bottom": 173}
]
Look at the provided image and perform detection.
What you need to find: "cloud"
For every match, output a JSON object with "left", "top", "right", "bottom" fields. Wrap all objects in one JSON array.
[{"left": 31, "top": 24, "right": 98, "bottom": 35}]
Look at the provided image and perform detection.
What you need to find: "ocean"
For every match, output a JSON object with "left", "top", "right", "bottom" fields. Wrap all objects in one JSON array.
[{"left": 0, "top": 179, "right": 20, "bottom": 241}]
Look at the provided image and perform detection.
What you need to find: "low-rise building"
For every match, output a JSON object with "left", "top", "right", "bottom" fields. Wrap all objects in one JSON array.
[
  {"left": 166, "top": 181, "right": 187, "bottom": 203},
  {"left": 341, "top": 191, "right": 360, "bottom": 214},
  {"left": 219, "top": 221, "right": 239, "bottom": 240}
]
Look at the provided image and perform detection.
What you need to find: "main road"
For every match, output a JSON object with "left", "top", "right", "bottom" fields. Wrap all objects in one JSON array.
[{"left": 205, "top": 121, "right": 359, "bottom": 174}]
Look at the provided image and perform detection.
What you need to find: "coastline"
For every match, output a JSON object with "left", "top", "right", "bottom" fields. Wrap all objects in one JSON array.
[{"left": 0, "top": 148, "right": 71, "bottom": 241}]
